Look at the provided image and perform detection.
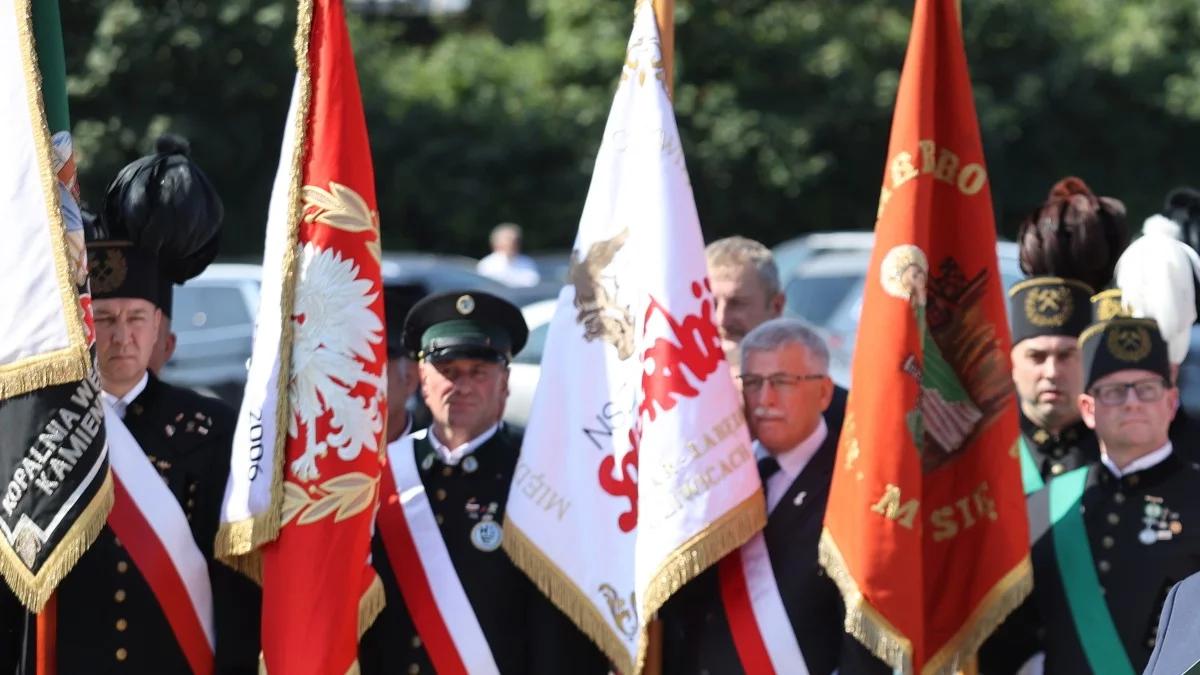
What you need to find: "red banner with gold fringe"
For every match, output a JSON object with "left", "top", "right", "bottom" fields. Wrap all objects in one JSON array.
[{"left": 819, "top": 2, "right": 1030, "bottom": 673}]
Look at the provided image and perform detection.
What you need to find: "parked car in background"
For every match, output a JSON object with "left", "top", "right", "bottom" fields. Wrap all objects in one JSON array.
[
  {"left": 772, "top": 231, "right": 874, "bottom": 289},
  {"left": 162, "top": 263, "right": 261, "bottom": 403},
  {"left": 166, "top": 252, "right": 529, "bottom": 408}
]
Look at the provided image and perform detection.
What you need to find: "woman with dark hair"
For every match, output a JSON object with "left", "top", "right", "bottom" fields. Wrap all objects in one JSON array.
[{"left": 1017, "top": 176, "right": 1130, "bottom": 292}]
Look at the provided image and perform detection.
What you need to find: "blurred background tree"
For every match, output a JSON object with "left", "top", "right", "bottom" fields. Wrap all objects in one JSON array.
[{"left": 61, "top": 0, "right": 1200, "bottom": 257}]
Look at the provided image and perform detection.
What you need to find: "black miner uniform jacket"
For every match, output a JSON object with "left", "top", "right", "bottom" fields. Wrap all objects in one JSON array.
[
  {"left": 1019, "top": 411, "right": 1099, "bottom": 483},
  {"left": 658, "top": 430, "right": 891, "bottom": 675},
  {"left": 1, "top": 374, "right": 261, "bottom": 674},
  {"left": 359, "top": 425, "right": 608, "bottom": 674},
  {"left": 979, "top": 450, "right": 1200, "bottom": 674}
]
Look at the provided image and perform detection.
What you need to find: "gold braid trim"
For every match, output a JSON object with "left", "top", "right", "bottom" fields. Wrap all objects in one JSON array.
[
  {"left": 924, "top": 555, "right": 1032, "bottom": 675},
  {"left": 0, "top": 346, "right": 90, "bottom": 401},
  {"left": 636, "top": 490, "right": 766, "bottom": 673},
  {"left": 503, "top": 520, "right": 634, "bottom": 674},
  {"left": 357, "top": 573, "right": 386, "bottom": 639},
  {"left": 214, "top": 0, "right": 315, "bottom": 573},
  {"left": 819, "top": 528, "right": 915, "bottom": 674},
  {"left": 0, "top": 470, "right": 113, "bottom": 612},
  {"left": 2, "top": 0, "right": 89, "bottom": 401}
]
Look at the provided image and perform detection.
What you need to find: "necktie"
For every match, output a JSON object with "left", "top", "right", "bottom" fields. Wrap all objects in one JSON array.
[{"left": 757, "top": 456, "right": 781, "bottom": 486}]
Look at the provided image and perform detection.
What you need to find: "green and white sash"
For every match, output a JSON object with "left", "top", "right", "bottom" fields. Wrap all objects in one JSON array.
[
  {"left": 1019, "top": 437, "right": 1044, "bottom": 495},
  {"left": 1049, "top": 466, "right": 1135, "bottom": 675}
]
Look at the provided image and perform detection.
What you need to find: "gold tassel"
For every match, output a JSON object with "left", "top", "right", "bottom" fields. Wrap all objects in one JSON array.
[
  {"left": 924, "top": 556, "right": 1032, "bottom": 675},
  {"left": 0, "top": 347, "right": 90, "bottom": 401},
  {"left": 503, "top": 521, "right": 635, "bottom": 674},
  {"left": 819, "top": 529, "right": 1034, "bottom": 675},
  {"left": 503, "top": 491, "right": 766, "bottom": 675},
  {"left": 819, "top": 529, "right": 915, "bottom": 674},
  {"left": 635, "top": 491, "right": 766, "bottom": 673},
  {"left": 357, "top": 574, "right": 386, "bottom": 639}
]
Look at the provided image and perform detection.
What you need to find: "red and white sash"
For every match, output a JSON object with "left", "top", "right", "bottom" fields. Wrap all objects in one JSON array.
[
  {"left": 104, "top": 404, "right": 215, "bottom": 675},
  {"left": 718, "top": 532, "right": 810, "bottom": 675},
  {"left": 376, "top": 431, "right": 499, "bottom": 675}
]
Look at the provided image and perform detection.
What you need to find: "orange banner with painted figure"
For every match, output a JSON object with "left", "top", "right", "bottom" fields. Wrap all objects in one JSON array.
[{"left": 818, "top": 1, "right": 1030, "bottom": 673}]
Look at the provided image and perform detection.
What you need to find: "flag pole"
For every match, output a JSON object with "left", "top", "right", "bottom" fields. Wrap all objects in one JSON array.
[
  {"left": 652, "top": 0, "right": 674, "bottom": 100},
  {"left": 36, "top": 593, "right": 57, "bottom": 675}
]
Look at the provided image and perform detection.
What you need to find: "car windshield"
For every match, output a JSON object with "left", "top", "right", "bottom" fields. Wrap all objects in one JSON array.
[{"left": 783, "top": 274, "right": 861, "bottom": 325}]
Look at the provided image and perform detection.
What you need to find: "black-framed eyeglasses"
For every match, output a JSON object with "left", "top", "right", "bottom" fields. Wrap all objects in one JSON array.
[
  {"left": 737, "top": 372, "right": 827, "bottom": 393},
  {"left": 1089, "top": 378, "right": 1169, "bottom": 406}
]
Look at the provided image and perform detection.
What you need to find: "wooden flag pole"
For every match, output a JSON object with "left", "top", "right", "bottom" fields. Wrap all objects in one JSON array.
[
  {"left": 36, "top": 592, "right": 57, "bottom": 675},
  {"left": 652, "top": 0, "right": 675, "bottom": 100}
]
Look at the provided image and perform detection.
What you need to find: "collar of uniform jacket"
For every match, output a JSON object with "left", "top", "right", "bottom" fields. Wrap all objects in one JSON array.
[
  {"left": 1101, "top": 441, "right": 1173, "bottom": 478},
  {"left": 101, "top": 371, "right": 150, "bottom": 419},
  {"left": 428, "top": 422, "right": 501, "bottom": 466}
]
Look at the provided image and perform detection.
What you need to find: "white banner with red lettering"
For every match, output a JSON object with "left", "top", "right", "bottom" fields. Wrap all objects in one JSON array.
[{"left": 501, "top": 4, "right": 764, "bottom": 673}]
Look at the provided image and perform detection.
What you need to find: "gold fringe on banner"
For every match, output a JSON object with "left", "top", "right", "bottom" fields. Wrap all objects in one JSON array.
[
  {"left": 214, "top": 0, "right": 315, "bottom": 574},
  {"left": 0, "top": 470, "right": 114, "bottom": 612},
  {"left": 820, "top": 528, "right": 1034, "bottom": 675},
  {"left": 503, "top": 521, "right": 633, "bottom": 674},
  {"left": 819, "top": 528, "right": 915, "bottom": 674},
  {"left": 357, "top": 573, "right": 386, "bottom": 639},
  {"left": 637, "top": 490, "right": 765, "bottom": 673},
  {"left": 925, "top": 555, "right": 1032, "bottom": 675},
  {"left": 2, "top": 0, "right": 91, "bottom": 401},
  {"left": 0, "top": 346, "right": 90, "bottom": 401}
]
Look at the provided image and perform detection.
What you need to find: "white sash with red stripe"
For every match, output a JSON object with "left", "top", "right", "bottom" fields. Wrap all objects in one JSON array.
[
  {"left": 104, "top": 403, "right": 215, "bottom": 675},
  {"left": 377, "top": 431, "right": 499, "bottom": 675},
  {"left": 719, "top": 532, "right": 810, "bottom": 675}
]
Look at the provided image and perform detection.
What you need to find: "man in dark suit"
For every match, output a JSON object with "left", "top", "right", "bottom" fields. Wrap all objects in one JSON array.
[
  {"left": 360, "top": 291, "right": 607, "bottom": 674},
  {"left": 659, "top": 317, "right": 888, "bottom": 674},
  {"left": 981, "top": 317, "right": 1200, "bottom": 675}
]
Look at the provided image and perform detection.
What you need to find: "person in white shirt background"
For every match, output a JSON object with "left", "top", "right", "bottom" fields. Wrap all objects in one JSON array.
[{"left": 476, "top": 222, "right": 540, "bottom": 288}]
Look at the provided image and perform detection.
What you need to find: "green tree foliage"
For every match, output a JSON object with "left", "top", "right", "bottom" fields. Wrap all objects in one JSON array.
[{"left": 61, "top": 0, "right": 1200, "bottom": 256}]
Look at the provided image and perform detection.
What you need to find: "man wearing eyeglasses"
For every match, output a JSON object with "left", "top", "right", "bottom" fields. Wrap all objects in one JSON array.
[
  {"left": 659, "top": 317, "right": 889, "bottom": 674},
  {"left": 981, "top": 316, "right": 1200, "bottom": 675}
]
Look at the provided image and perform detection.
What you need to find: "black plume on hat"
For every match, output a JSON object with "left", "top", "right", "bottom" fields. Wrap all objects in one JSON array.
[
  {"left": 1017, "top": 177, "right": 1129, "bottom": 291},
  {"left": 100, "top": 133, "right": 223, "bottom": 284}
]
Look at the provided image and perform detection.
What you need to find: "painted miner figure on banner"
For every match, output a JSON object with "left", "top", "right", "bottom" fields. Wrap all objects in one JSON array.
[{"left": 7, "top": 137, "right": 261, "bottom": 674}]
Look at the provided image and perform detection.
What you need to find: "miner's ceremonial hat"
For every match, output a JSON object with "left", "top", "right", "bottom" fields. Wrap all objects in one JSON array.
[
  {"left": 1007, "top": 276, "right": 1094, "bottom": 344},
  {"left": 1090, "top": 288, "right": 1130, "bottom": 323},
  {"left": 1079, "top": 317, "right": 1171, "bottom": 389},
  {"left": 92, "top": 134, "right": 223, "bottom": 313},
  {"left": 403, "top": 290, "right": 528, "bottom": 363}
]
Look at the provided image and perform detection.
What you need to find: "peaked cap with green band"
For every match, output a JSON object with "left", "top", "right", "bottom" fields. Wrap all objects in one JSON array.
[
  {"left": 1079, "top": 317, "right": 1170, "bottom": 389},
  {"left": 402, "top": 290, "right": 528, "bottom": 363},
  {"left": 1008, "top": 276, "right": 1095, "bottom": 344}
]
